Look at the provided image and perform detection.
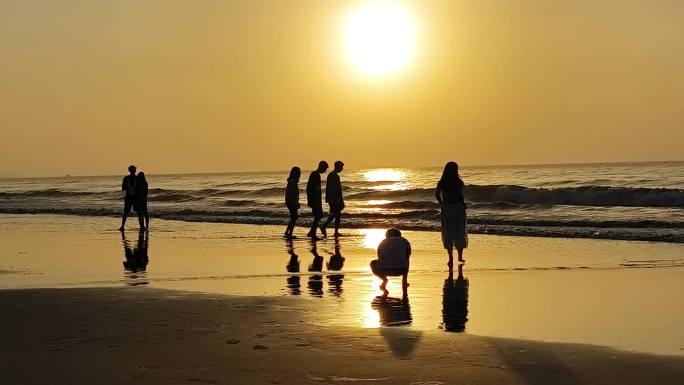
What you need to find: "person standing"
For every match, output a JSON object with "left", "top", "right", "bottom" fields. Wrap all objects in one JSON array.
[
  {"left": 119, "top": 165, "right": 138, "bottom": 230},
  {"left": 306, "top": 161, "right": 328, "bottom": 238},
  {"left": 136, "top": 172, "right": 149, "bottom": 230},
  {"left": 435, "top": 162, "right": 468, "bottom": 270},
  {"left": 321, "top": 160, "right": 344, "bottom": 237},
  {"left": 284, "top": 166, "right": 301, "bottom": 239}
]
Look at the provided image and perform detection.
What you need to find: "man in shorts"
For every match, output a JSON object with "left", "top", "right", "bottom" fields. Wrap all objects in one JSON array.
[
  {"left": 119, "top": 165, "right": 138, "bottom": 231},
  {"left": 321, "top": 160, "right": 344, "bottom": 237},
  {"left": 306, "top": 161, "right": 328, "bottom": 238}
]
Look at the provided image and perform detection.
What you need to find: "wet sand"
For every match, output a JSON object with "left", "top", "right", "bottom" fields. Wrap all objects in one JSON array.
[
  {"left": 2, "top": 213, "right": 684, "bottom": 381},
  {"left": 2, "top": 287, "right": 684, "bottom": 385}
]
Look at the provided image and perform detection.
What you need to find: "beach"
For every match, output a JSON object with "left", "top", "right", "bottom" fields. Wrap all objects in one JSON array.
[
  {"left": 3, "top": 286, "right": 684, "bottom": 385},
  {"left": 1, "top": 214, "right": 684, "bottom": 384}
]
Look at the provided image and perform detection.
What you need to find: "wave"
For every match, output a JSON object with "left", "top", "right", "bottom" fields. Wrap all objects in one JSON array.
[
  {"left": 1, "top": 206, "right": 681, "bottom": 228},
  {"left": 2, "top": 207, "right": 682, "bottom": 243},
  {"left": 465, "top": 185, "right": 684, "bottom": 208},
  {"left": 0, "top": 189, "right": 113, "bottom": 198},
  {"left": 349, "top": 185, "right": 684, "bottom": 208},
  {"left": 5, "top": 184, "right": 682, "bottom": 208}
]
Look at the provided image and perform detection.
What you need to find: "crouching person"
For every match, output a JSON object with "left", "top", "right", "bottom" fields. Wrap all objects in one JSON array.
[{"left": 370, "top": 228, "right": 411, "bottom": 298}]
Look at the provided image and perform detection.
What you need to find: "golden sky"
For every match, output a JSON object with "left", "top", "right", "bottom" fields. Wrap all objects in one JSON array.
[{"left": 1, "top": 0, "right": 683, "bottom": 177}]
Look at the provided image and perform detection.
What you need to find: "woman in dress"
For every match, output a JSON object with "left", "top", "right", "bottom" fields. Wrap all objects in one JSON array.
[
  {"left": 284, "top": 167, "right": 301, "bottom": 239},
  {"left": 435, "top": 162, "right": 468, "bottom": 269},
  {"left": 135, "top": 172, "right": 149, "bottom": 230}
]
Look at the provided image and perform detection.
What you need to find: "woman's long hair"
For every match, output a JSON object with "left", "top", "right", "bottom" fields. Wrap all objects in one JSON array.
[
  {"left": 437, "top": 162, "right": 463, "bottom": 190},
  {"left": 287, "top": 167, "right": 301, "bottom": 182},
  {"left": 137, "top": 172, "right": 147, "bottom": 183}
]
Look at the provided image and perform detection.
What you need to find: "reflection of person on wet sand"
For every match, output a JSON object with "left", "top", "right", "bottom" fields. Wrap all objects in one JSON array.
[
  {"left": 442, "top": 264, "right": 469, "bottom": 332},
  {"left": 436, "top": 161, "right": 468, "bottom": 270},
  {"left": 307, "top": 238, "right": 324, "bottom": 297},
  {"left": 122, "top": 229, "right": 149, "bottom": 273},
  {"left": 370, "top": 228, "right": 411, "bottom": 299},
  {"left": 284, "top": 238, "right": 301, "bottom": 295},
  {"left": 326, "top": 238, "right": 345, "bottom": 295},
  {"left": 372, "top": 296, "right": 412, "bottom": 326},
  {"left": 326, "top": 238, "right": 345, "bottom": 271}
]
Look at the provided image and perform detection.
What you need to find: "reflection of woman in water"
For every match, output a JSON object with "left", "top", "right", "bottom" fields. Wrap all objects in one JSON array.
[
  {"left": 284, "top": 239, "right": 301, "bottom": 295},
  {"left": 435, "top": 162, "right": 468, "bottom": 268},
  {"left": 442, "top": 264, "right": 469, "bottom": 332},
  {"left": 136, "top": 172, "right": 149, "bottom": 230},
  {"left": 284, "top": 167, "right": 301, "bottom": 239}
]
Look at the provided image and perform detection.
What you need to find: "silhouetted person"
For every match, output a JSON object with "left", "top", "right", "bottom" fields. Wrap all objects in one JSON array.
[
  {"left": 284, "top": 167, "right": 301, "bottom": 239},
  {"left": 326, "top": 238, "right": 345, "bottom": 296},
  {"left": 136, "top": 172, "right": 149, "bottom": 230},
  {"left": 122, "top": 229, "right": 149, "bottom": 275},
  {"left": 436, "top": 161, "right": 468, "bottom": 269},
  {"left": 321, "top": 160, "right": 344, "bottom": 237},
  {"left": 306, "top": 161, "right": 328, "bottom": 238},
  {"left": 119, "top": 165, "right": 138, "bottom": 230},
  {"left": 442, "top": 264, "right": 469, "bottom": 332},
  {"left": 285, "top": 238, "right": 301, "bottom": 295},
  {"left": 307, "top": 238, "right": 324, "bottom": 297},
  {"left": 370, "top": 228, "right": 411, "bottom": 299}
]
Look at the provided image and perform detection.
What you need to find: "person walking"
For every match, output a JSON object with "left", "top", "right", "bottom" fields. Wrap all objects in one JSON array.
[
  {"left": 306, "top": 161, "right": 328, "bottom": 238},
  {"left": 321, "top": 160, "right": 344, "bottom": 237},
  {"left": 435, "top": 162, "right": 468, "bottom": 270},
  {"left": 284, "top": 167, "right": 301, "bottom": 239},
  {"left": 136, "top": 172, "right": 149, "bottom": 230},
  {"left": 119, "top": 165, "right": 138, "bottom": 230}
]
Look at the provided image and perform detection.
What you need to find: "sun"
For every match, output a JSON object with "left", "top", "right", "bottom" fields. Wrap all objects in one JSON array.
[{"left": 343, "top": 2, "right": 416, "bottom": 77}]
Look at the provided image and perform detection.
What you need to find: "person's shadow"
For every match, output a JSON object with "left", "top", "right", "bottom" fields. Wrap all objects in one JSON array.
[
  {"left": 121, "top": 229, "right": 149, "bottom": 285},
  {"left": 442, "top": 263, "right": 469, "bottom": 332},
  {"left": 307, "top": 238, "right": 324, "bottom": 297},
  {"left": 326, "top": 238, "right": 345, "bottom": 296},
  {"left": 285, "top": 238, "right": 301, "bottom": 295}
]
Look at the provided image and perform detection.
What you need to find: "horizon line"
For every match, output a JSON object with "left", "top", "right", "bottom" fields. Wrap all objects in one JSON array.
[{"left": 1, "top": 159, "right": 682, "bottom": 180}]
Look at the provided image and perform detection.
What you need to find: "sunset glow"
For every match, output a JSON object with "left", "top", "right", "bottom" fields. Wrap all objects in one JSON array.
[{"left": 343, "top": 2, "right": 416, "bottom": 76}]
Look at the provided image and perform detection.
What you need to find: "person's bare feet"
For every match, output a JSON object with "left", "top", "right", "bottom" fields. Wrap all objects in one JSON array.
[{"left": 319, "top": 226, "right": 327, "bottom": 238}]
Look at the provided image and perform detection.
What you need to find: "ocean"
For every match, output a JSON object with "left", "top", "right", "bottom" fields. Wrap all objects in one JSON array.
[{"left": 1, "top": 161, "right": 683, "bottom": 243}]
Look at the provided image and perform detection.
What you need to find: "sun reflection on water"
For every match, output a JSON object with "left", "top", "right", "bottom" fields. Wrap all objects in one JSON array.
[
  {"left": 362, "top": 168, "right": 410, "bottom": 191},
  {"left": 363, "top": 168, "right": 405, "bottom": 182},
  {"left": 360, "top": 229, "right": 386, "bottom": 249}
]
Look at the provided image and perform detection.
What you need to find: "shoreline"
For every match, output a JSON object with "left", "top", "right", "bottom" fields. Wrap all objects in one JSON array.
[
  {"left": 2, "top": 286, "right": 683, "bottom": 385},
  {"left": 1, "top": 211, "right": 682, "bottom": 244}
]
